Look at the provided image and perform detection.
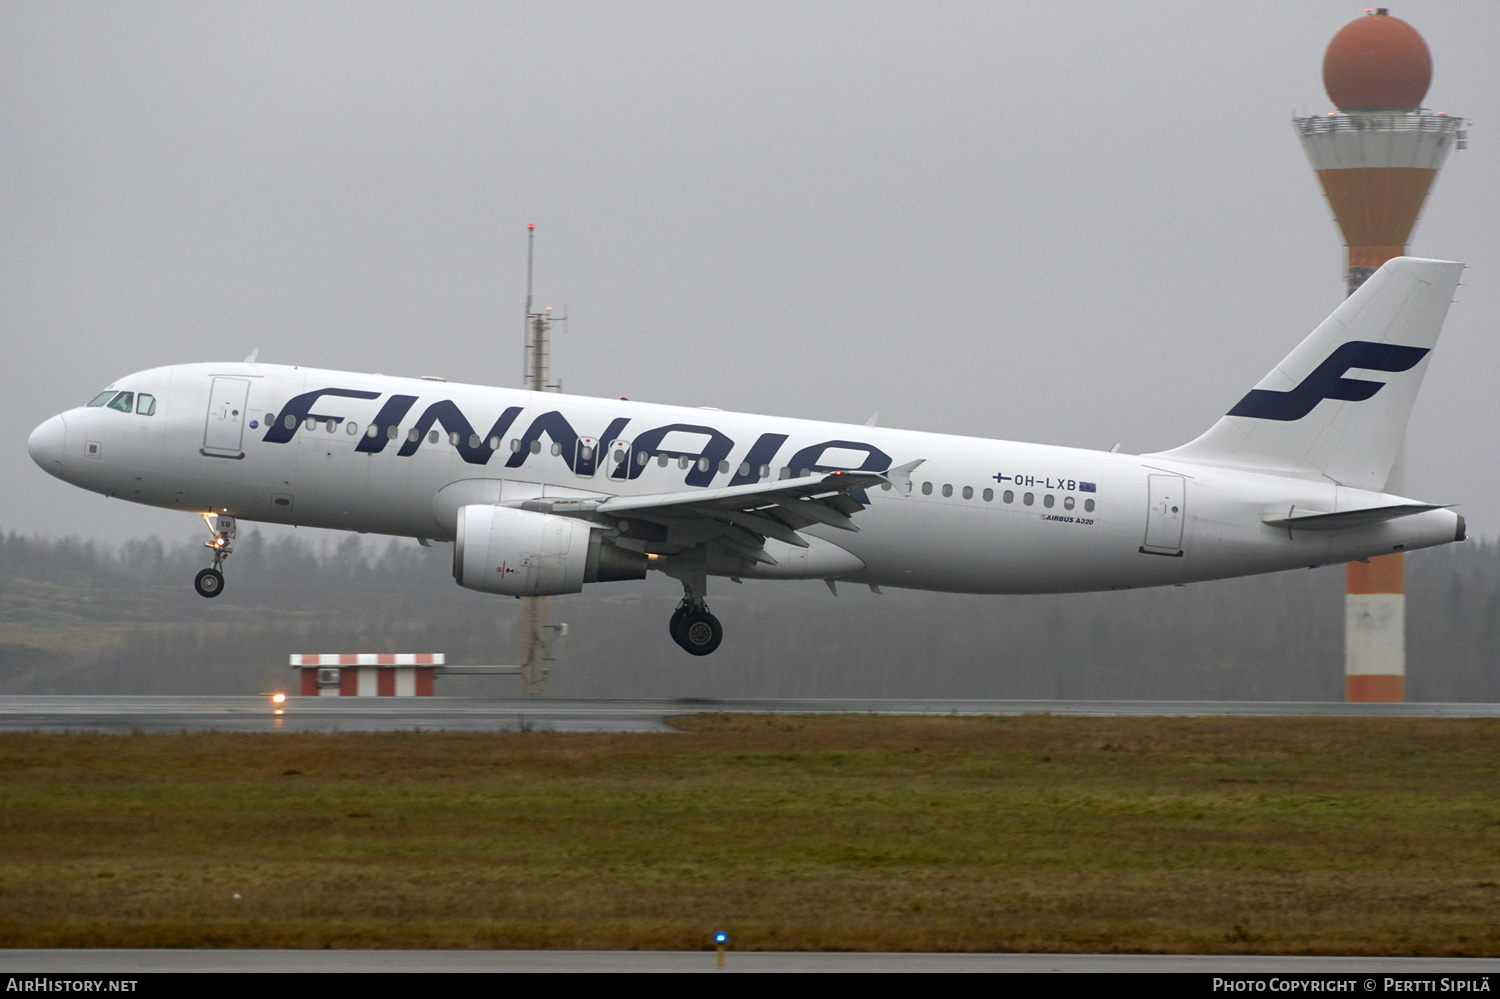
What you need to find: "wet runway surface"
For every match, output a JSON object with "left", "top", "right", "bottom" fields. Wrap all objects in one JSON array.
[
  {"left": 1, "top": 695, "right": 1497, "bottom": 733},
  {"left": 2, "top": 948, "right": 1499, "bottom": 973}
]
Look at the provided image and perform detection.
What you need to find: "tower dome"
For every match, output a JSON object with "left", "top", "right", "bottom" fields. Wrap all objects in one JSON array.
[{"left": 1323, "top": 9, "right": 1431, "bottom": 111}]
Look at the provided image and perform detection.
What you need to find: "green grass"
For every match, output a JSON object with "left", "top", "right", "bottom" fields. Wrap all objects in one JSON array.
[{"left": 0, "top": 714, "right": 1497, "bottom": 952}]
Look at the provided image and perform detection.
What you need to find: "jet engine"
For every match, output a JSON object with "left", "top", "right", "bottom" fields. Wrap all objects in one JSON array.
[{"left": 452, "top": 504, "right": 646, "bottom": 596}]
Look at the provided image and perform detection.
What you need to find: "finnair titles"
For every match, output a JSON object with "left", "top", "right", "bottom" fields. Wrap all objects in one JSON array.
[{"left": 28, "top": 257, "right": 1467, "bottom": 655}]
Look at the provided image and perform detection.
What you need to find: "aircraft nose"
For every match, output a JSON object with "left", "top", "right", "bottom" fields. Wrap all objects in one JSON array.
[{"left": 28, "top": 414, "right": 68, "bottom": 472}]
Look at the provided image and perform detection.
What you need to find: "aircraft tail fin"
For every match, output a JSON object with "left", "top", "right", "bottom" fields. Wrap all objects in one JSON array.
[{"left": 1151, "top": 257, "right": 1462, "bottom": 490}]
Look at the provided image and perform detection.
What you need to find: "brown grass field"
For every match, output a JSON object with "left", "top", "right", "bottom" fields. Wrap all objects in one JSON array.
[{"left": 0, "top": 714, "right": 1497, "bottom": 953}]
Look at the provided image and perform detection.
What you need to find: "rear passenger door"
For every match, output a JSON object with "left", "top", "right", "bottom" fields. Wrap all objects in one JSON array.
[{"left": 1141, "top": 474, "right": 1186, "bottom": 556}]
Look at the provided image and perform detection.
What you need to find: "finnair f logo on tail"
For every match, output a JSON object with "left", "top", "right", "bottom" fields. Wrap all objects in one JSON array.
[{"left": 1227, "top": 341, "right": 1430, "bottom": 422}]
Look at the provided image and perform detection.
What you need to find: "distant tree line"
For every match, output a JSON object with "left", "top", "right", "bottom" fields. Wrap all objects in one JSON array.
[{"left": 0, "top": 527, "right": 1495, "bottom": 701}]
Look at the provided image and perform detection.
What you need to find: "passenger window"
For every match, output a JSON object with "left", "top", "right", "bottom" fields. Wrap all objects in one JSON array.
[
  {"left": 659, "top": 454, "right": 669, "bottom": 467},
  {"left": 983, "top": 488, "right": 993, "bottom": 502},
  {"left": 387, "top": 425, "right": 399, "bottom": 440},
  {"left": 962, "top": 485, "right": 973, "bottom": 500},
  {"left": 698, "top": 458, "right": 710, "bottom": 472},
  {"left": 407, "top": 428, "right": 419, "bottom": 443},
  {"left": 530, "top": 440, "right": 542, "bottom": 454},
  {"left": 1043, "top": 494, "right": 1054, "bottom": 508},
  {"left": 449, "top": 432, "right": 461, "bottom": 446},
  {"left": 550, "top": 442, "right": 562, "bottom": 456},
  {"left": 1084, "top": 498, "right": 1095, "bottom": 513},
  {"left": 347, "top": 421, "right": 358, "bottom": 435},
  {"left": 265, "top": 413, "right": 276, "bottom": 426},
  {"left": 305, "top": 417, "right": 318, "bottom": 431},
  {"left": 738, "top": 462, "right": 750, "bottom": 476},
  {"left": 366, "top": 424, "right": 378, "bottom": 438},
  {"left": 921, "top": 482, "right": 933, "bottom": 495},
  {"left": 718, "top": 460, "right": 729, "bottom": 474},
  {"left": 428, "top": 430, "right": 439, "bottom": 444},
  {"left": 1023, "top": 492, "right": 1034, "bottom": 506},
  {"left": 106, "top": 392, "right": 134, "bottom": 413},
  {"left": 617, "top": 450, "right": 628, "bottom": 464},
  {"left": 941, "top": 484, "right": 953, "bottom": 497},
  {"left": 512, "top": 440, "right": 523, "bottom": 453},
  {"left": 87, "top": 391, "right": 115, "bottom": 407},
  {"left": 489, "top": 437, "right": 500, "bottom": 450},
  {"left": 1064, "top": 496, "right": 1075, "bottom": 510},
  {"left": 286, "top": 415, "right": 297, "bottom": 430},
  {"left": 135, "top": 394, "right": 156, "bottom": 416},
  {"left": 759, "top": 465, "right": 770, "bottom": 479},
  {"left": 1003, "top": 490, "right": 1014, "bottom": 503},
  {"left": 327, "top": 420, "right": 338, "bottom": 433}
]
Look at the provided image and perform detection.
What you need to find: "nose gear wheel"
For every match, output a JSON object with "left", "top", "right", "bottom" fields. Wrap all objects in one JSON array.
[{"left": 194, "top": 567, "right": 224, "bottom": 598}]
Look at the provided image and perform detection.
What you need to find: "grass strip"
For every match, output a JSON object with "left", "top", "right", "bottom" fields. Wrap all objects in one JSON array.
[{"left": 0, "top": 714, "right": 1497, "bottom": 952}]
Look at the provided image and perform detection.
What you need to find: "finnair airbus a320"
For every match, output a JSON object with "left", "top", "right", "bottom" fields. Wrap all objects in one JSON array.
[{"left": 28, "top": 257, "right": 1466, "bottom": 655}]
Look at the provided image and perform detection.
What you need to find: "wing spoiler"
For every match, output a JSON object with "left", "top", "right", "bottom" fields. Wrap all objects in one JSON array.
[{"left": 514, "top": 459, "right": 926, "bottom": 522}]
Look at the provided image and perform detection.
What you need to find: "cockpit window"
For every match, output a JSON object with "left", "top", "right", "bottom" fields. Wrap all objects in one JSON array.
[
  {"left": 136, "top": 394, "right": 156, "bottom": 416},
  {"left": 87, "top": 391, "right": 116, "bottom": 407},
  {"left": 105, "top": 392, "right": 134, "bottom": 413}
]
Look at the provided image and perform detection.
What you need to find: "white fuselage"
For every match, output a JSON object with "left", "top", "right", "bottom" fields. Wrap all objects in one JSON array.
[{"left": 28, "top": 362, "right": 1462, "bottom": 594}]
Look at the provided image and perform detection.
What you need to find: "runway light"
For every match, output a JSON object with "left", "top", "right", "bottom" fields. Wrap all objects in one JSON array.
[
  {"left": 715, "top": 931, "right": 728, "bottom": 968},
  {"left": 271, "top": 693, "right": 286, "bottom": 705}
]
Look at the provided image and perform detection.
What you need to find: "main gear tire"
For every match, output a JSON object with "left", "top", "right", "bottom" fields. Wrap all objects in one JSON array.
[
  {"left": 678, "top": 609, "right": 723, "bottom": 656},
  {"left": 669, "top": 604, "right": 691, "bottom": 647}
]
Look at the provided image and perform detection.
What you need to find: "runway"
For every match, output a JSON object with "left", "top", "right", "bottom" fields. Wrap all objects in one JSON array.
[
  {"left": 1, "top": 695, "right": 1498, "bottom": 733},
  {"left": 1, "top": 948, "right": 1499, "bottom": 973}
]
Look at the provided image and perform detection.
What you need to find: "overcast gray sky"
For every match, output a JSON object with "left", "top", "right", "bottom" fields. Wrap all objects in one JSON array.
[{"left": 4, "top": 1, "right": 1498, "bottom": 546}]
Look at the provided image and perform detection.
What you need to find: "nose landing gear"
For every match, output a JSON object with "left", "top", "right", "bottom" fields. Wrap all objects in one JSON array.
[{"left": 195, "top": 514, "right": 236, "bottom": 599}]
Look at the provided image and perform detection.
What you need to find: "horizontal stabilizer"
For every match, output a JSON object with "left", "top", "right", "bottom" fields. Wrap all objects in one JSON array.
[{"left": 1261, "top": 503, "right": 1447, "bottom": 532}]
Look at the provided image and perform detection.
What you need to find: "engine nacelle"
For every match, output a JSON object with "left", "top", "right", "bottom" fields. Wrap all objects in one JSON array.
[{"left": 452, "top": 504, "right": 647, "bottom": 596}]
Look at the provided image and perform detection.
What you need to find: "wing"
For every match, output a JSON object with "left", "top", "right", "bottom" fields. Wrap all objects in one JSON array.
[{"left": 514, "top": 459, "right": 924, "bottom": 566}]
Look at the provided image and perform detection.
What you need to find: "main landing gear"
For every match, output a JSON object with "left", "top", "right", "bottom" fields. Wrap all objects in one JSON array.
[
  {"left": 659, "top": 564, "right": 723, "bottom": 655},
  {"left": 670, "top": 599, "right": 723, "bottom": 656},
  {"left": 194, "top": 514, "right": 236, "bottom": 599}
]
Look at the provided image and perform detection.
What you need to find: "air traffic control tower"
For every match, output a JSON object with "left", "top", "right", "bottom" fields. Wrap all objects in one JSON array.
[{"left": 1293, "top": 8, "right": 1463, "bottom": 701}]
